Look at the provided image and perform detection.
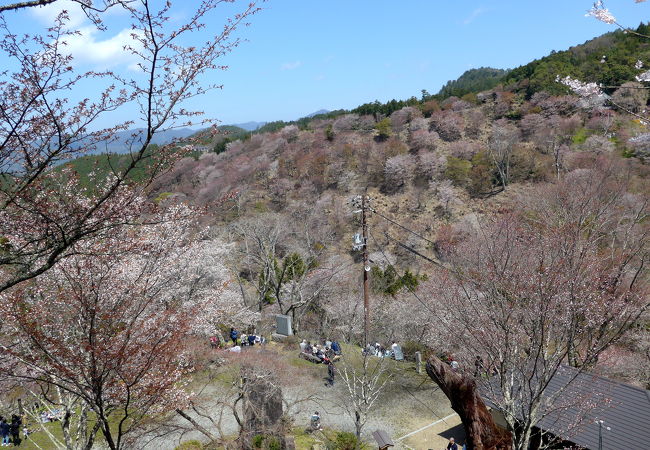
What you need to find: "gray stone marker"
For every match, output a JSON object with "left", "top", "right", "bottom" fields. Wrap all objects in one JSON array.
[
  {"left": 275, "top": 314, "right": 293, "bottom": 336},
  {"left": 415, "top": 351, "right": 422, "bottom": 373},
  {"left": 393, "top": 344, "right": 404, "bottom": 361}
]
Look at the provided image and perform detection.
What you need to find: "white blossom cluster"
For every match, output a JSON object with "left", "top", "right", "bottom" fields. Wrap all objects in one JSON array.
[
  {"left": 636, "top": 70, "right": 650, "bottom": 82},
  {"left": 555, "top": 75, "right": 604, "bottom": 97},
  {"left": 586, "top": 1, "right": 616, "bottom": 24},
  {"left": 635, "top": 60, "right": 644, "bottom": 69}
]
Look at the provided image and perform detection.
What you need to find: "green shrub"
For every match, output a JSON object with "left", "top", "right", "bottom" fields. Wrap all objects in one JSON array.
[
  {"left": 267, "top": 437, "right": 282, "bottom": 450},
  {"left": 174, "top": 440, "right": 204, "bottom": 450},
  {"left": 327, "top": 431, "right": 362, "bottom": 450},
  {"left": 571, "top": 127, "right": 589, "bottom": 145},
  {"left": 325, "top": 124, "right": 335, "bottom": 141},
  {"left": 375, "top": 118, "right": 392, "bottom": 140},
  {"left": 370, "top": 266, "right": 424, "bottom": 296},
  {"left": 252, "top": 434, "right": 265, "bottom": 449},
  {"left": 251, "top": 434, "right": 282, "bottom": 450},
  {"left": 445, "top": 156, "right": 472, "bottom": 186},
  {"left": 400, "top": 340, "right": 428, "bottom": 362}
]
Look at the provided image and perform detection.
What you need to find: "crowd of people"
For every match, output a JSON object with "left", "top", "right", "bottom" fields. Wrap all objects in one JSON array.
[
  {"left": 208, "top": 327, "right": 267, "bottom": 352},
  {"left": 298, "top": 339, "right": 341, "bottom": 364},
  {"left": 362, "top": 341, "right": 403, "bottom": 360}
]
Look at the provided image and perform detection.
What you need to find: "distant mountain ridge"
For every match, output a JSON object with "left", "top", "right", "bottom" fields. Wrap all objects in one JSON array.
[{"left": 231, "top": 121, "right": 267, "bottom": 131}]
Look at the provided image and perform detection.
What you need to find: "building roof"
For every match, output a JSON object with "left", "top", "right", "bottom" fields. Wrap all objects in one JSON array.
[
  {"left": 372, "top": 429, "right": 395, "bottom": 448},
  {"left": 484, "top": 365, "right": 650, "bottom": 449}
]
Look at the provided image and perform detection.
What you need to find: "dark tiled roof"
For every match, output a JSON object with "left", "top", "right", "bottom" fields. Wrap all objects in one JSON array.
[{"left": 484, "top": 365, "right": 650, "bottom": 449}]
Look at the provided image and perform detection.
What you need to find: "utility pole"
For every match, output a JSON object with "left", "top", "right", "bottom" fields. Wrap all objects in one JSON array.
[
  {"left": 361, "top": 193, "right": 370, "bottom": 347},
  {"left": 597, "top": 419, "right": 610, "bottom": 450}
]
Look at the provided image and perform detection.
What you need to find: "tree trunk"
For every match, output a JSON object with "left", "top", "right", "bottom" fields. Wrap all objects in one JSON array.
[{"left": 425, "top": 356, "right": 512, "bottom": 450}]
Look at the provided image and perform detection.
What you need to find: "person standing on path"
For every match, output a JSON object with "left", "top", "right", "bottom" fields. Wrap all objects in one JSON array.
[
  {"left": 326, "top": 360, "right": 336, "bottom": 386},
  {"left": 446, "top": 437, "right": 458, "bottom": 450},
  {"left": 9, "top": 416, "right": 20, "bottom": 446},
  {"left": 0, "top": 418, "right": 10, "bottom": 446}
]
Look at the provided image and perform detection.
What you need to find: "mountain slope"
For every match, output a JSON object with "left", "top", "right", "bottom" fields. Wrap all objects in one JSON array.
[
  {"left": 437, "top": 67, "right": 509, "bottom": 99},
  {"left": 504, "top": 23, "right": 650, "bottom": 96}
]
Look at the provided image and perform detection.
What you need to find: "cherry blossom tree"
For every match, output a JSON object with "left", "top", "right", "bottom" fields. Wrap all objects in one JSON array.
[
  {"left": 423, "top": 162, "right": 649, "bottom": 449},
  {"left": 0, "top": 205, "right": 251, "bottom": 450},
  {"left": 336, "top": 352, "right": 391, "bottom": 439},
  {"left": 0, "top": 0, "right": 261, "bottom": 294}
]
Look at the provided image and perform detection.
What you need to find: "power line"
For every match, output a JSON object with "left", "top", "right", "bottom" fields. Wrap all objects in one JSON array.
[
  {"left": 370, "top": 208, "right": 438, "bottom": 248},
  {"left": 383, "top": 232, "right": 440, "bottom": 266}
]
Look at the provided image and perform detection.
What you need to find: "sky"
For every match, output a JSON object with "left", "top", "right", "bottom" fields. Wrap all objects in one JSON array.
[{"left": 2, "top": 0, "right": 650, "bottom": 127}]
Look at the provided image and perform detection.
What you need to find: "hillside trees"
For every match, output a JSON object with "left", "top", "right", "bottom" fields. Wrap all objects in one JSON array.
[
  {"left": 0, "top": 0, "right": 261, "bottom": 294},
  {"left": 230, "top": 211, "right": 341, "bottom": 328},
  {"left": 559, "top": 1, "right": 650, "bottom": 122},
  {"left": 424, "top": 161, "right": 649, "bottom": 449},
  {"left": 487, "top": 119, "right": 521, "bottom": 188}
]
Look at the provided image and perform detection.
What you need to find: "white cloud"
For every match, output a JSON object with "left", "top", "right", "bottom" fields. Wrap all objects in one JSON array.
[
  {"left": 32, "top": 0, "right": 88, "bottom": 28},
  {"left": 61, "top": 26, "right": 143, "bottom": 70},
  {"left": 31, "top": 0, "right": 141, "bottom": 70},
  {"left": 280, "top": 61, "right": 302, "bottom": 71},
  {"left": 463, "top": 7, "right": 487, "bottom": 25}
]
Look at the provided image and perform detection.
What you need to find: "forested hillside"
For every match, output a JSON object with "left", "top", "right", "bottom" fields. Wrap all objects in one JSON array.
[{"left": 505, "top": 23, "right": 650, "bottom": 96}]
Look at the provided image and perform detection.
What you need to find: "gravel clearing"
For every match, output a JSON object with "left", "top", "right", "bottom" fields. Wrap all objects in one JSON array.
[{"left": 136, "top": 346, "right": 457, "bottom": 450}]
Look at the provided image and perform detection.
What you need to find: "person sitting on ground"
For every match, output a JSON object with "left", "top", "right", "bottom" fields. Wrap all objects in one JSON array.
[
  {"left": 209, "top": 336, "right": 218, "bottom": 349},
  {"left": 247, "top": 334, "right": 256, "bottom": 346},
  {"left": 255, "top": 335, "right": 264, "bottom": 345},
  {"left": 446, "top": 437, "right": 458, "bottom": 450},
  {"left": 305, "top": 342, "right": 313, "bottom": 353},
  {"left": 300, "top": 339, "right": 307, "bottom": 352},
  {"left": 325, "top": 339, "right": 332, "bottom": 349},
  {"left": 331, "top": 340, "right": 341, "bottom": 355}
]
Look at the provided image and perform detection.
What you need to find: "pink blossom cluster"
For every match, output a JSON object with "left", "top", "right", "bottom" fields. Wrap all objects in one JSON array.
[{"left": 586, "top": 1, "right": 616, "bottom": 24}]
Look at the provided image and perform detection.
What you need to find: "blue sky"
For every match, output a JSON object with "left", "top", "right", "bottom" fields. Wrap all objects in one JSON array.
[{"left": 3, "top": 0, "right": 649, "bottom": 127}]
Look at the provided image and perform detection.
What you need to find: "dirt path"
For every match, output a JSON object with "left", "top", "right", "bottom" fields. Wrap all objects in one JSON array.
[{"left": 136, "top": 347, "right": 461, "bottom": 449}]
